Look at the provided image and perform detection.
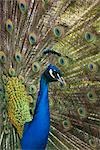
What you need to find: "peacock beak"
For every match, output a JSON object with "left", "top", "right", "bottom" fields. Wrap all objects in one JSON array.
[{"left": 57, "top": 73, "right": 66, "bottom": 85}]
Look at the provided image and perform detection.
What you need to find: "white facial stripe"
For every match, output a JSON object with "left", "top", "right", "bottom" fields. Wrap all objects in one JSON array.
[
  {"left": 57, "top": 73, "right": 62, "bottom": 82},
  {"left": 49, "top": 69, "right": 55, "bottom": 79},
  {"left": 57, "top": 73, "right": 60, "bottom": 79}
]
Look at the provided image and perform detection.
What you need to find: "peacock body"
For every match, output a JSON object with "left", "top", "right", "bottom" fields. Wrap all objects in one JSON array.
[{"left": 0, "top": 0, "right": 100, "bottom": 149}]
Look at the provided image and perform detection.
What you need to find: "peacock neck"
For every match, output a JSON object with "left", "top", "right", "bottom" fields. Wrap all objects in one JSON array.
[
  {"left": 21, "top": 74, "right": 50, "bottom": 149},
  {"left": 33, "top": 74, "right": 50, "bottom": 119},
  {"left": 40, "top": 74, "right": 49, "bottom": 94}
]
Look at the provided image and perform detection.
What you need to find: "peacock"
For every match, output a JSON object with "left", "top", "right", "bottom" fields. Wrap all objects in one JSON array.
[
  {"left": 0, "top": 0, "right": 100, "bottom": 150},
  {"left": 21, "top": 64, "right": 65, "bottom": 150}
]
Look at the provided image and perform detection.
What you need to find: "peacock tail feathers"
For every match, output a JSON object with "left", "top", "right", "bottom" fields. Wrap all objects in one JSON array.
[
  {"left": 5, "top": 77, "right": 32, "bottom": 137},
  {"left": 0, "top": 0, "right": 100, "bottom": 149}
]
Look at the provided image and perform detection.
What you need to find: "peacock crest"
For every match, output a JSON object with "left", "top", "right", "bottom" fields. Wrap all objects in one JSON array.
[{"left": 0, "top": 0, "right": 100, "bottom": 149}]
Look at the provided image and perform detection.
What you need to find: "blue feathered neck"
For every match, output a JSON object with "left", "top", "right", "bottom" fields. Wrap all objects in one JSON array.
[{"left": 21, "top": 74, "right": 50, "bottom": 150}]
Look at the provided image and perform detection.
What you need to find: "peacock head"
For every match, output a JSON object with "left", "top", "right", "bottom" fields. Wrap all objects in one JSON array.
[{"left": 43, "top": 64, "right": 65, "bottom": 84}]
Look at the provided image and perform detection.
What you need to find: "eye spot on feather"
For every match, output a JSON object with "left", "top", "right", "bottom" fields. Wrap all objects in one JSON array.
[
  {"left": 87, "top": 63, "right": 98, "bottom": 73},
  {"left": 32, "top": 62, "right": 40, "bottom": 73},
  {"left": 84, "top": 32, "right": 96, "bottom": 43},
  {"left": 89, "top": 138, "right": 97, "bottom": 148},
  {"left": 29, "top": 33, "right": 37, "bottom": 45},
  {"left": 0, "top": 51, "right": 6, "bottom": 63},
  {"left": 62, "top": 119, "right": 71, "bottom": 130},
  {"left": 15, "top": 52, "right": 22, "bottom": 63},
  {"left": 53, "top": 26, "right": 64, "bottom": 38},
  {"left": 77, "top": 107, "right": 87, "bottom": 119},
  {"left": 9, "top": 68, "right": 16, "bottom": 77},
  {"left": 6, "top": 19, "right": 13, "bottom": 33},
  {"left": 18, "top": 0, "right": 27, "bottom": 14},
  {"left": 58, "top": 57, "right": 69, "bottom": 67},
  {"left": 87, "top": 91, "right": 97, "bottom": 103},
  {"left": 29, "top": 85, "right": 36, "bottom": 94},
  {"left": 4, "top": 124, "right": 10, "bottom": 134}
]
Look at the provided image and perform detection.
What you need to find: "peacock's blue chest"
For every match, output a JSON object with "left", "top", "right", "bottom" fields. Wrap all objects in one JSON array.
[{"left": 21, "top": 75, "right": 50, "bottom": 150}]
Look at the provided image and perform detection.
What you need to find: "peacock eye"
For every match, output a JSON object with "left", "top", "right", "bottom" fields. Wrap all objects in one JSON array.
[
  {"left": 84, "top": 32, "right": 96, "bottom": 43},
  {"left": 86, "top": 63, "right": 98, "bottom": 74},
  {"left": 6, "top": 19, "right": 13, "bottom": 34},
  {"left": 89, "top": 138, "right": 96, "bottom": 148},
  {"left": 77, "top": 107, "right": 87, "bottom": 118},
  {"left": 0, "top": 51, "right": 6, "bottom": 63},
  {"left": 52, "top": 71, "right": 58, "bottom": 78},
  {"left": 29, "top": 85, "right": 36, "bottom": 94},
  {"left": 53, "top": 26, "right": 64, "bottom": 38},
  {"left": 29, "top": 33, "right": 37, "bottom": 45},
  {"left": 62, "top": 119, "right": 71, "bottom": 130},
  {"left": 15, "top": 52, "right": 22, "bottom": 63},
  {"left": 87, "top": 90, "right": 97, "bottom": 103},
  {"left": 18, "top": 0, "right": 27, "bottom": 14},
  {"left": 32, "top": 62, "right": 40, "bottom": 73},
  {"left": 9, "top": 68, "right": 16, "bottom": 77}
]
